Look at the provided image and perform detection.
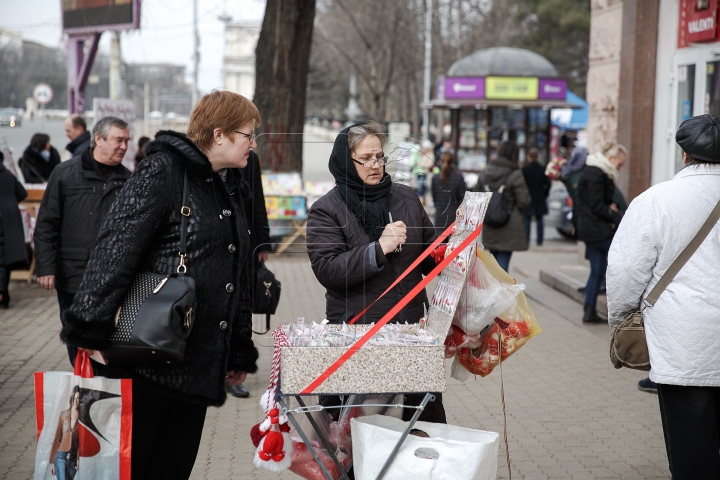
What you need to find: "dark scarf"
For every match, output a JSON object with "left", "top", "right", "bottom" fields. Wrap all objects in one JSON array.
[{"left": 328, "top": 126, "right": 392, "bottom": 241}]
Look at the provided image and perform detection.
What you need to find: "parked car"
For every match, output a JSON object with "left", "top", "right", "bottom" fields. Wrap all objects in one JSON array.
[
  {"left": 0, "top": 109, "right": 22, "bottom": 127},
  {"left": 545, "top": 181, "right": 575, "bottom": 238}
]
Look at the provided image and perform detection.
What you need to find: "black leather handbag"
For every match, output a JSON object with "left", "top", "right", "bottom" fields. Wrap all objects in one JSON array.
[
  {"left": 251, "top": 260, "right": 281, "bottom": 334},
  {"left": 102, "top": 172, "right": 196, "bottom": 366},
  {"left": 481, "top": 171, "right": 515, "bottom": 228}
]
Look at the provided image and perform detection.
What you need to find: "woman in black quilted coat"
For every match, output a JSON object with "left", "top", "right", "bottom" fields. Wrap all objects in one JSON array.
[{"left": 61, "top": 91, "right": 260, "bottom": 479}]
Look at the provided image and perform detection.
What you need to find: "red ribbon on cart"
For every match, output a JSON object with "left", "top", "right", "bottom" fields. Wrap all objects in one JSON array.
[
  {"left": 347, "top": 222, "right": 455, "bottom": 325},
  {"left": 300, "top": 222, "right": 483, "bottom": 394}
]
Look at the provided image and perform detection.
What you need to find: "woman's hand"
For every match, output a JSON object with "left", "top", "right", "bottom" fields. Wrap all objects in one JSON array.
[
  {"left": 226, "top": 371, "right": 247, "bottom": 386},
  {"left": 50, "top": 465, "right": 55, "bottom": 476},
  {"left": 379, "top": 221, "right": 407, "bottom": 254}
]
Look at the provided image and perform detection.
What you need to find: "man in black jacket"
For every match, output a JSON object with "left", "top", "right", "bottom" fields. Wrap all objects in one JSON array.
[
  {"left": 226, "top": 150, "right": 272, "bottom": 398},
  {"left": 34, "top": 116, "right": 131, "bottom": 365},
  {"left": 64, "top": 114, "right": 91, "bottom": 158}
]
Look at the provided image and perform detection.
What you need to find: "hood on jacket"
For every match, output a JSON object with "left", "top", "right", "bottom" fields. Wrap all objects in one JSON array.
[
  {"left": 145, "top": 130, "right": 215, "bottom": 178},
  {"left": 484, "top": 156, "right": 518, "bottom": 183}
]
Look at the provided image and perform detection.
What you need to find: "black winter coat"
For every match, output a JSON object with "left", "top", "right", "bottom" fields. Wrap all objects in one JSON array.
[
  {"left": 0, "top": 162, "right": 28, "bottom": 266},
  {"left": 576, "top": 166, "right": 624, "bottom": 243},
  {"left": 239, "top": 151, "right": 271, "bottom": 275},
  {"left": 0, "top": 212, "right": 6, "bottom": 292},
  {"left": 521, "top": 161, "right": 551, "bottom": 217},
  {"left": 431, "top": 168, "right": 467, "bottom": 234},
  {"left": 307, "top": 183, "right": 437, "bottom": 324},
  {"left": 19, "top": 146, "right": 61, "bottom": 183},
  {"left": 34, "top": 149, "right": 131, "bottom": 293},
  {"left": 65, "top": 131, "right": 91, "bottom": 157},
  {"left": 61, "top": 131, "right": 258, "bottom": 407}
]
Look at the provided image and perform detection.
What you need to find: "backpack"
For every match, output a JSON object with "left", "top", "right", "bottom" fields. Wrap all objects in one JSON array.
[{"left": 482, "top": 171, "right": 515, "bottom": 228}]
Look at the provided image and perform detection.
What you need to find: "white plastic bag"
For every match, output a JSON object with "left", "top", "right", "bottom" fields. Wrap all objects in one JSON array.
[
  {"left": 351, "top": 415, "right": 499, "bottom": 480},
  {"left": 453, "top": 252, "right": 525, "bottom": 335}
]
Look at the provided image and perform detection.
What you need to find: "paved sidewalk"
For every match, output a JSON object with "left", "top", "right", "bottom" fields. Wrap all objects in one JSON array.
[{"left": 0, "top": 250, "right": 670, "bottom": 479}]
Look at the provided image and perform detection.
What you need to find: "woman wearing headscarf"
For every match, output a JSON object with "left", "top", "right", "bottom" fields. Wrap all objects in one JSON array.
[
  {"left": 306, "top": 121, "right": 445, "bottom": 423},
  {"left": 19, "top": 133, "right": 61, "bottom": 183},
  {"left": 575, "top": 143, "right": 626, "bottom": 323}
]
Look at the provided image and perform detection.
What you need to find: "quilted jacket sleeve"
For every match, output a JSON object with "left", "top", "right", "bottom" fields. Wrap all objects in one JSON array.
[
  {"left": 607, "top": 196, "right": 658, "bottom": 327},
  {"left": 33, "top": 168, "right": 63, "bottom": 277},
  {"left": 60, "top": 159, "right": 172, "bottom": 350},
  {"left": 306, "top": 198, "right": 384, "bottom": 290}
]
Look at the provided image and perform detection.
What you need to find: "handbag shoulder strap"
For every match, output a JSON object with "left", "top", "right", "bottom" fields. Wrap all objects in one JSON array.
[
  {"left": 178, "top": 171, "right": 191, "bottom": 273},
  {"left": 645, "top": 197, "right": 720, "bottom": 307}
]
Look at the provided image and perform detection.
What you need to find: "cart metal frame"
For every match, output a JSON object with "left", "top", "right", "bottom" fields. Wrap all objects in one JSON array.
[{"left": 278, "top": 391, "right": 436, "bottom": 480}]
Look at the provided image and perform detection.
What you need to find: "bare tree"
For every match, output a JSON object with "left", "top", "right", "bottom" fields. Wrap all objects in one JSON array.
[{"left": 254, "top": 0, "right": 317, "bottom": 173}]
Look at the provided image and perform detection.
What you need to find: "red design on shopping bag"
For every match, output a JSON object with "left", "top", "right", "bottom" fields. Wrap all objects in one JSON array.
[{"left": 34, "top": 372, "right": 44, "bottom": 442}]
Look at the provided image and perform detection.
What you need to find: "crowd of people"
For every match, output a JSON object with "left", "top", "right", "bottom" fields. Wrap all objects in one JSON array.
[{"left": 1, "top": 91, "right": 719, "bottom": 478}]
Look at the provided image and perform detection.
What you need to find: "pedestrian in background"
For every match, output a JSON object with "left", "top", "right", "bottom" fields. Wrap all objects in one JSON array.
[
  {"left": 0, "top": 212, "right": 5, "bottom": 308},
  {"left": 575, "top": 143, "right": 626, "bottom": 323},
  {"left": 473, "top": 140, "right": 531, "bottom": 273},
  {"left": 0, "top": 150, "right": 28, "bottom": 308},
  {"left": 61, "top": 91, "right": 260, "bottom": 480},
  {"left": 19, "top": 133, "right": 61, "bottom": 184},
  {"left": 521, "top": 148, "right": 551, "bottom": 246},
  {"left": 33, "top": 117, "right": 132, "bottom": 365},
  {"left": 227, "top": 149, "right": 271, "bottom": 399},
  {"left": 410, "top": 141, "right": 432, "bottom": 205},
  {"left": 135, "top": 135, "right": 150, "bottom": 168},
  {"left": 607, "top": 114, "right": 720, "bottom": 477},
  {"left": 64, "top": 114, "right": 91, "bottom": 158},
  {"left": 431, "top": 151, "right": 466, "bottom": 236}
]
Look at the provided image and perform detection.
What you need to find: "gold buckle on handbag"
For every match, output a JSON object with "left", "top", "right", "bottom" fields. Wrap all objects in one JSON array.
[{"left": 180, "top": 206, "right": 191, "bottom": 217}]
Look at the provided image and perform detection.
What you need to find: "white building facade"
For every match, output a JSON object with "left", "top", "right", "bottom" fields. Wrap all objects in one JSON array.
[{"left": 223, "top": 22, "right": 261, "bottom": 99}]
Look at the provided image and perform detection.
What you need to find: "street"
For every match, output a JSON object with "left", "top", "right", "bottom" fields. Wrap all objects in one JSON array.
[{"left": 0, "top": 237, "right": 670, "bottom": 480}]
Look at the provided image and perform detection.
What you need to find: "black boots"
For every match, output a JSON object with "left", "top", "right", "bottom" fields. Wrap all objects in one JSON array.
[{"left": 582, "top": 305, "right": 605, "bottom": 323}]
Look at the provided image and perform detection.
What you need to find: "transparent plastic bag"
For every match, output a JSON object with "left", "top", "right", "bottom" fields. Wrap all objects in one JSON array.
[
  {"left": 452, "top": 247, "right": 525, "bottom": 335},
  {"left": 453, "top": 283, "right": 541, "bottom": 379}
]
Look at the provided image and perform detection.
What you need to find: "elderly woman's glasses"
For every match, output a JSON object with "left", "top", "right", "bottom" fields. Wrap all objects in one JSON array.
[
  {"left": 234, "top": 131, "right": 257, "bottom": 143},
  {"left": 352, "top": 156, "right": 388, "bottom": 169}
]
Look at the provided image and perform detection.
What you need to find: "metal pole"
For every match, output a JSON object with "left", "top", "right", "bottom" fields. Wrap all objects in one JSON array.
[
  {"left": 422, "top": 0, "right": 433, "bottom": 141},
  {"left": 144, "top": 81, "right": 150, "bottom": 136},
  {"left": 109, "top": 32, "right": 122, "bottom": 100},
  {"left": 192, "top": 0, "right": 200, "bottom": 106}
]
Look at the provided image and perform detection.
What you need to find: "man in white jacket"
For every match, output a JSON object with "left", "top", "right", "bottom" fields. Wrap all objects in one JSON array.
[{"left": 607, "top": 114, "right": 720, "bottom": 479}]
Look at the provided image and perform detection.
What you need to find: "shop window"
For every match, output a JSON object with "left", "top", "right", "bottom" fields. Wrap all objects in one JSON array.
[{"left": 677, "top": 64, "right": 696, "bottom": 172}]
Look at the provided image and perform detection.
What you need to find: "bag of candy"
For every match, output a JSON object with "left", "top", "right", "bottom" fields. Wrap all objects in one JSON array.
[
  {"left": 453, "top": 291, "right": 541, "bottom": 379},
  {"left": 452, "top": 247, "right": 525, "bottom": 335}
]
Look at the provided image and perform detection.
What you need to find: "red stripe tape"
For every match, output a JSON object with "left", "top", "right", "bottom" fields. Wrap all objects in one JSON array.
[
  {"left": 34, "top": 372, "right": 44, "bottom": 443},
  {"left": 348, "top": 222, "right": 455, "bottom": 325},
  {"left": 119, "top": 379, "right": 133, "bottom": 480},
  {"left": 300, "top": 223, "right": 482, "bottom": 394}
]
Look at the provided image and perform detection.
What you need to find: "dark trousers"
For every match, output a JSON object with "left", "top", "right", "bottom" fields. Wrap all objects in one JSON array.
[
  {"left": 658, "top": 383, "right": 720, "bottom": 479},
  {"left": 57, "top": 291, "right": 78, "bottom": 367},
  {"left": 523, "top": 215, "right": 544, "bottom": 246},
  {"left": 583, "top": 239, "right": 611, "bottom": 307},
  {"left": 130, "top": 379, "right": 207, "bottom": 480},
  {"left": 490, "top": 250, "right": 512, "bottom": 273}
]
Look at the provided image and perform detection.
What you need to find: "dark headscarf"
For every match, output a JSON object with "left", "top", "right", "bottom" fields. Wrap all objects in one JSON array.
[{"left": 328, "top": 126, "right": 392, "bottom": 241}]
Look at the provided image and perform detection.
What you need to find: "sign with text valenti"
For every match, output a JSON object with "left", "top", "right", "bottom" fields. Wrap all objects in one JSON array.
[
  {"left": 678, "top": 0, "right": 718, "bottom": 48},
  {"left": 443, "top": 77, "right": 567, "bottom": 101}
]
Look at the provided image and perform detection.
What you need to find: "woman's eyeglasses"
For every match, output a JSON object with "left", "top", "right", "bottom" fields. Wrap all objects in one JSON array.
[
  {"left": 352, "top": 156, "right": 389, "bottom": 169},
  {"left": 234, "top": 131, "right": 257, "bottom": 143}
]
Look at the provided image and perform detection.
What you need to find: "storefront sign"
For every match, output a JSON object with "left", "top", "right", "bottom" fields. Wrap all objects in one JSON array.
[
  {"left": 538, "top": 79, "right": 567, "bottom": 99},
  {"left": 485, "top": 77, "right": 539, "bottom": 100},
  {"left": 678, "top": 0, "right": 718, "bottom": 48},
  {"left": 444, "top": 77, "right": 485, "bottom": 99}
]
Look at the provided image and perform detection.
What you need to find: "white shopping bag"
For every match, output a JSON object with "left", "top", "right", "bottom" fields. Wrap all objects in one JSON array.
[
  {"left": 351, "top": 415, "right": 499, "bottom": 480},
  {"left": 34, "top": 351, "right": 131, "bottom": 480}
]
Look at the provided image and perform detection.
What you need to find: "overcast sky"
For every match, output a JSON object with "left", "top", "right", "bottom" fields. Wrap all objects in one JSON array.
[{"left": 0, "top": 0, "right": 266, "bottom": 93}]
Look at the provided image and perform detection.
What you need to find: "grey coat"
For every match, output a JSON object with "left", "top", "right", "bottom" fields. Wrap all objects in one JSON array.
[{"left": 474, "top": 157, "right": 532, "bottom": 252}]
